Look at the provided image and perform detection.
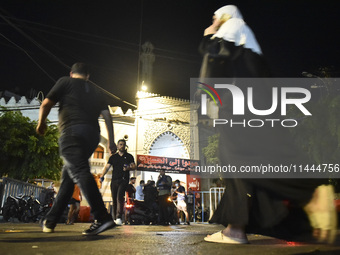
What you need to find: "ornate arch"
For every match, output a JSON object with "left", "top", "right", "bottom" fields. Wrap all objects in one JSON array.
[
  {"left": 148, "top": 131, "right": 189, "bottom": 158},
  {"left": 142, "top": 121, "right": 190, "bottom": 158}
]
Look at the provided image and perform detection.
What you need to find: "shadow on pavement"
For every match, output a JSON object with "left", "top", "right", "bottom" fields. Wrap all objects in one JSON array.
[
  {"left": 293, "top": 250, "right": 340, "bottom": 255},
  {"left": 1, "top": 234, "right": 115, "bottom": 243}
]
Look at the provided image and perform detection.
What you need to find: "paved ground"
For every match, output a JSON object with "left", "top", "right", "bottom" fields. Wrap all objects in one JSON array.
[{"left": 1, "top": 220, "right": 340, "bottom": 255}]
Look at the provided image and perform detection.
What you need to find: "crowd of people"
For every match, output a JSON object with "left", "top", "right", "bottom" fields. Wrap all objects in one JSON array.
[
  {"left": 44, "top": 134, "right": 195, "bottom": 228},
  {"left": 36, "top": 3, "right": 337, "bottom": 245},
  {"left": 101, "top": 159, "right": 193, "bottom": 226}
]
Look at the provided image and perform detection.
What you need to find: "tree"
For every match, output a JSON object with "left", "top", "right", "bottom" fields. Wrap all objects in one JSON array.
[
  {"left": 202, "top": 133, "right": 220, "bottom": 165},
  {"left": 0, "top": 109, "right": 62, "bottom": 181},
  {"left": 288, "top": 74, "right": 340, "bottom": 165},
  {"left": 202, "top": 133, "right": 225, "bottom": 186},
  {"left": 288, "top": 90, "right": 340, "bottom": 191}
]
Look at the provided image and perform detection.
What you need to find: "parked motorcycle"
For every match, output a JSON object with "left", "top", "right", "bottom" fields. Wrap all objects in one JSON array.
[
  {"left": 2, "top": 193, "right": 53, "bottom": 223},
  {"left": 2, "top": 194, "right": 27, "bottom": 222},
  {"left": 20, "top": 195, "right": 41, "bottom": 223},
  {"left": 125, "top": 199, "right": 158, "bottom": 225}
]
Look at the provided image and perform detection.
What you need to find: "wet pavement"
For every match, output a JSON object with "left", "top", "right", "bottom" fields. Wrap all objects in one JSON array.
[{"left": 0, "top": 220, "right": 340, "bottom": 255}]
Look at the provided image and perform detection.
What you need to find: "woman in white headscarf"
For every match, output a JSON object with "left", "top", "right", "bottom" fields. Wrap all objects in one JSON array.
[
  {"left": 199, "top": 5, "right": 268, "bottom": 79},
  {"left": 200, "top": 5, "right": 336, "bottom": 245}
]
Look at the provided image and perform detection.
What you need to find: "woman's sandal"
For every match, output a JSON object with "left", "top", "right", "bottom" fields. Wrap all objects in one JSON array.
[{"left": 204, "top": 231, "right": 249, "bottom": 244}]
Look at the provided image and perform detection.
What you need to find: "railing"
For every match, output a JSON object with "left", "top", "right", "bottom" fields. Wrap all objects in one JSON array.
[
  {"left": 192, "top": 191, "right": 209, "bottom": 223},
  {"left": 102, "top": 188, "right": 225, "bottom": 224},
  {"left": 209, "top": 187, "right": 225, "bottom": 221},
  {"left": 192, "top": 188, "right": 225, "bottom": 223},
  {"left": 2, "top": 185, "right": 225, "bottom": 222},
  {"left": 0, "top": 177, "right": 47, "bottom": 210}
]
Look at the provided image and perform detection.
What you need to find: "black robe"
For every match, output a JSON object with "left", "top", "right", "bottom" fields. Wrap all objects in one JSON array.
[{"left": 199, "top": 35, "right": 326, "bottom": 241}]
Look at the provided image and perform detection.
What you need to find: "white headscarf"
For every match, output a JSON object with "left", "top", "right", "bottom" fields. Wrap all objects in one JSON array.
[{"left": 212, "top": 5, "right": 262, "bottom": 55}]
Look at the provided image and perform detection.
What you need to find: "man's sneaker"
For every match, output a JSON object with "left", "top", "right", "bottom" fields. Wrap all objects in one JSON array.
[
  {"left": 82, "top": 220, "right": 116, "bottom": 236},
  {"left": 114, "top": 218, "right": 123, "bottom": 225},
  {"left": 42, "top": 219, "right": 55, "bottom": 233}
]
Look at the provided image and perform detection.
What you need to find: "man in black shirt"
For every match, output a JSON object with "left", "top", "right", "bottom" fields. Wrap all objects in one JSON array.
[
  {"left": 143, "top": 180, "right": 158, "bottom": 213},
  {"left": 101, "top": 139, "right": 136, "bottom": 225},
  {"left": 186, "top": 188, "right": 194, "bottom": 222},
  {"left": 126, "top": 177, "right": 136, "bottom": 202},
  {"left": 36, "top": 63, "right": 116, "bottom": 236}
]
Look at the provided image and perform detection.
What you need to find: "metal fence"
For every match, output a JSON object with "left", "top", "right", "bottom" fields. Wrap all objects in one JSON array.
[
  {"left": 0, "top": 177, "right": 47, "bottom": 211},
  {"left": 0, "top": 178, "right": 226, "bottom": 223},
  {"left": 209, "top": 187, "right": 225, "bottom": 221},
  {"left": 102, "top": 188, "right": 225, "bottom": 223},
  {"left": 192, "top": 187, "right": 225, "bottom": 223}
]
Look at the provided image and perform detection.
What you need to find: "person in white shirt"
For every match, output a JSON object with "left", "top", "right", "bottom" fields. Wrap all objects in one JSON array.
[
  {"left": 174, "top": 180, "right": 190, "bottom": 225},
  {"left": 135, "top": 180, "right": 145, "bottom": 201}
]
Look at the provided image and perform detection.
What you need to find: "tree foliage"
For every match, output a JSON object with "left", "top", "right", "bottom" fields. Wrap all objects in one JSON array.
[
  {"left": 289, "top": 94, "right": 340, "bottom": 165},
  {"left": 202, "top": 133, "right": 220, "bottom": 164},
  {"left": 0, "top": 109, "right": 62, "bottom": 181},
  {"left": 288, "top": 89, "right": 340, "bottom": 190},
  {"left": 202, "top": 92, "right": 340, "bottom": 167}
]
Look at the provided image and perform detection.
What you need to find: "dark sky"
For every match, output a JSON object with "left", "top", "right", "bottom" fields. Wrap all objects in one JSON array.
[{"left": 1, "top": 0, "right": 339, "bottom": 107}]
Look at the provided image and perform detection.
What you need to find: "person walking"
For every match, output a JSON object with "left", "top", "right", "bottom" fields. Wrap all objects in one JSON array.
[
  {"left": 100, "top": 139, "right": 136, "bottom": 225},
  {"left": 174, "top": 180, "right": 190, "bottom": 225},
  {"left": 199, "top": 5, "right": 336, "bottom": 244},
  {"left": 36, "top": 62, "right": 117, "bottom": 235}
]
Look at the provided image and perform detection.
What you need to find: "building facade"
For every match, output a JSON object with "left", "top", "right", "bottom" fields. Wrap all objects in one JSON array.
[{"left": 0, "top": 92, "right": 200, "bottom": 203}]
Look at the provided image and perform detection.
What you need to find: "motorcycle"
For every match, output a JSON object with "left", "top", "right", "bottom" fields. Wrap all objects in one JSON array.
[
  {"left": 2, "top": 193, "right": 53, "bottom": 223},
  {"left": 20, "top": 195, "right": 42, "bottom": 223},
  {"left": 125, "top": 199, "right": 158, "bottom": 225},
  {"left": 2, "top": 194, "right": 27, "bottom": 222}
]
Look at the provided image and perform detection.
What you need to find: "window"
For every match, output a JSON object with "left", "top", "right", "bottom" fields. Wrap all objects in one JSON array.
[{"left": 93, "top": 145, "right": 104, "bottom": 159}]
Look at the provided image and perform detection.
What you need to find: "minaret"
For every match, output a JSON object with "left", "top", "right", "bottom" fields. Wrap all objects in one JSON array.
[{"left": 140, "top": 41, "right": 155, "bottom": 87}]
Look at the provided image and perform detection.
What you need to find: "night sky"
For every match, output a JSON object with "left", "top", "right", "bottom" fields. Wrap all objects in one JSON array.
[{"left": 1, "top": 0, "right": 339, "bottom": 108}]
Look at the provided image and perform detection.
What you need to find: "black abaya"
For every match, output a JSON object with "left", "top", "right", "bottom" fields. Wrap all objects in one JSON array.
[{"left": 199, "top": 30, "right": 326, "bottom": 239}]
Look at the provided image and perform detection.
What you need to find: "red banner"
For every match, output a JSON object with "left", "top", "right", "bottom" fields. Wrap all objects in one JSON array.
[
  {"left": 137, "top": 155, "right": 200, "bottom": 174},
  {"left": 186, "top": 175, "right": 201, "bottom": 191}
]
